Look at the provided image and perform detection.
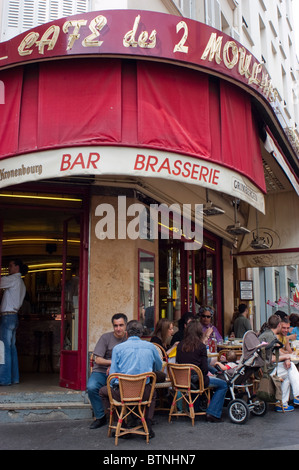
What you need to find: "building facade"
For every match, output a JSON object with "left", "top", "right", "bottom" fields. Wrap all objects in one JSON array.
[{"left": 0, "top": 0, "right": 298, "bottom": 392}]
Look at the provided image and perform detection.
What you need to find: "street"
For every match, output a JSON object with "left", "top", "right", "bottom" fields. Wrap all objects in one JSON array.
[{"left": 1, "top": 405, "right": 299, "bottom": 453}]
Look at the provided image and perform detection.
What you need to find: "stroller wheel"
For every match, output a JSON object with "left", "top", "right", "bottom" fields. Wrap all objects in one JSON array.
[
  {"left": 251, "top": 399, "right": 267, "bottom": 417},
  {"left": 228, "top": 399, "right": 250, "bottom": 425}
]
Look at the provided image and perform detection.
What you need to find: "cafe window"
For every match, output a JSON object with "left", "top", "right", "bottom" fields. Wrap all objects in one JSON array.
[
  {"left": 158, "top": 232, "right": 222, "bottom": 335},
  {"left": 138, "top": 249, "right": 155, "bottom": 335}
]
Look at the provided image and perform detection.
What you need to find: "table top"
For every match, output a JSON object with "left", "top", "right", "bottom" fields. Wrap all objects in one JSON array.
[{"left": 217, "top": 342, "right": 243, "bottom": 350}]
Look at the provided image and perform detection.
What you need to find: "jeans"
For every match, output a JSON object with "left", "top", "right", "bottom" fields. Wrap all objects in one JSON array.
[
  {"left": 0, "top": 314, "right": 19, "bottom": 385},
  {"left": 206, "top": 376, "right": 228, "bottom": 419},
  {"left": 87, "top": 371, "right": 107, "bottom": 419}
]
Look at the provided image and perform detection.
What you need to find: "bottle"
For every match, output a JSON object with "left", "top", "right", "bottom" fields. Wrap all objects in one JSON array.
[{"left": 210, "top": 332, "right": 216, "bottom": 353}]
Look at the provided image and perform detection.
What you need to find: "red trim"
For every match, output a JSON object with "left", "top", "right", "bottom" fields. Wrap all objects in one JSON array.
[{"left": 79, "top": 195, "right": 90, "bottom": 390}]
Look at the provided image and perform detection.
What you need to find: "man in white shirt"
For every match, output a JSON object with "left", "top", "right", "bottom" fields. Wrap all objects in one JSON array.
[{"left": 0, "top": 259, "right": 28, "bottom": 385}]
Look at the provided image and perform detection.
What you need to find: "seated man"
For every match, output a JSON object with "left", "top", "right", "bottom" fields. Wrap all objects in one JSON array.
[
  {"left": 100, "top": 320, "right": 162, "bottom": 438},
  {"left": 87, "top": 313, "right": 128, "bottom": 429},
  {"left": 259, "top": 314, "right": 299, "bottom": 412}
]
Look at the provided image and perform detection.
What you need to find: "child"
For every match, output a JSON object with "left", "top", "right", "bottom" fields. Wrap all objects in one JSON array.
[{"left": 214, "top": 351, "right": 238, "bottom": 371}]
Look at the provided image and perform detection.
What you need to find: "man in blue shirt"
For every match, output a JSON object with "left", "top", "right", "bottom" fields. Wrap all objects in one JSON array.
[{"left": 100, "top": 320, "right": 162, "bottom": 438}]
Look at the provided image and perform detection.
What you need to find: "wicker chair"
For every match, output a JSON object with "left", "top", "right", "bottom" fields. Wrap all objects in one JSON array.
[
  {"left": 107, "top": 372, "right": 156, "bottom": 445},
  {"left": 151, "top": 343, "right": 172, "bottom": 411},
  {"left": 167, "top": 363, "right": 211, "bottom": 426},
  {"left": 151, "top": 342, "right": 168, "bottom": 362}
]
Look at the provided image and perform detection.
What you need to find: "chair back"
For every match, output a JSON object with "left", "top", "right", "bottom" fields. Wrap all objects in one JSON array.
[
  {"left": 152, "top": 343, "right": 168, "bottom": 362},
  {"left": 167, "top": 363, "right": 205, "bottom": 391},
  {"left": 107, "top": 372, "right": 156, "bottom": 404}
]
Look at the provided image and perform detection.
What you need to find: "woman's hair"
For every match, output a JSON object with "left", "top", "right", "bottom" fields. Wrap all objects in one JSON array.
[
  {"left": 289, "top": 313, "right": 299, "bottom": 328},
  {"left": 177, "top": 312, "right": 194, "bottom": 331},
  {"left": 153, "top": 318, "right": 172, "bottom": 344},
  {"left": 197, "top": 306, "right": 214, "bottom": 317},
  {"left": 181, "top": 320, "right": 203, "bottom": 353}
]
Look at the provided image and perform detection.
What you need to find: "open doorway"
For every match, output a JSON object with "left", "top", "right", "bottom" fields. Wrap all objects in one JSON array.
[{"left": 0, "top": 187, "right": 88, "bottom": 391}]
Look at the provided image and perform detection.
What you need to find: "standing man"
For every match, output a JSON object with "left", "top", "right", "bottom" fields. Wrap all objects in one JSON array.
[
  {"left": 87, "top": 313, "right": 127, "bottom": 429},
  {"left": 233, "top": 304, "right": 252, "bottom": 338},
  {"left": 100, "top": 320, "right": 162, "bottom": 438},
  {"left": 0, "top": 258, "right": 28, "bottom": 385}
]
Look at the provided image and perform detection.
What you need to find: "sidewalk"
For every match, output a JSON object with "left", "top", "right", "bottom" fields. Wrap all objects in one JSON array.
[{"left": 1, "top": 407, "right": 299, "bottom": 452}]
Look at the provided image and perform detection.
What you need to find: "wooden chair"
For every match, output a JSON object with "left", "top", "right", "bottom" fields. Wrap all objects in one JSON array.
[
  {"left": 167, "top": 363, "right": 211, "bottom": 426},
  {"left": 107, "top": 372, "right": 156, "bottom": 445},
  {"left": 152, "top": 343, "right": 172, "bottom": 411},
  {"left": 152, "top": 342, "right": 168, "bottom": 362}
]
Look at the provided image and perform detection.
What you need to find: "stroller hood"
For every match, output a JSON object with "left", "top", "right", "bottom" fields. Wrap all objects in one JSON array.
[{"left": 241, "top": 330, "right": 265, "bottom": 367}]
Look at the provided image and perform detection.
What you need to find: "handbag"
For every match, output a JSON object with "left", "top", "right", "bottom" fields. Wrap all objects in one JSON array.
[{"left": 257, "top": 349, "right": 282, "bottom": 402}]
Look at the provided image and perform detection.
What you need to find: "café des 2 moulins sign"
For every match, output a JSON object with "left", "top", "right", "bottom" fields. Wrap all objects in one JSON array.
[{"left": 0, "top": 9, "right": 277, "bottom": 106}]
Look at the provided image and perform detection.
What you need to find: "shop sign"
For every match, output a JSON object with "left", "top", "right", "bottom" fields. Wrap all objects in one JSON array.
[
  {"left": 0, "top": 10, "right": 277, "bottom": 105},
  {"left": 0, "top": 146, "right": 265, "bottom": 213}
]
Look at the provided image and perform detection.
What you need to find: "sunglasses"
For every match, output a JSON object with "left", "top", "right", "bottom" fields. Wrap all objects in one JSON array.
[{"left": 201, "top": 315, "right": 212, "bottom": 319}]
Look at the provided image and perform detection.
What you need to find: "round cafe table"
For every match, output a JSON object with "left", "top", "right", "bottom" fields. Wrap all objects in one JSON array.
[{"left": 217, "top": 342, "right": 243, "bottom": 351}]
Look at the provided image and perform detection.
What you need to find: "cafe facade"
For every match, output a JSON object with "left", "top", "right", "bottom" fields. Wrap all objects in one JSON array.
[{"left": 0, "top": 10, "right": 298, "bottom": 391}]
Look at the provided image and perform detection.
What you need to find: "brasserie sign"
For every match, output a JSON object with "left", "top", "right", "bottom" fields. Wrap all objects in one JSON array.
[{"left": 0, "top": 9, "right": 277, "bottom": 104}]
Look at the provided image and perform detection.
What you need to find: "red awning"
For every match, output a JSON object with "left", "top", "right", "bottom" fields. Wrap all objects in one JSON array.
[{"left": 0, "top": 58, "right": 266, "bottom": 193}]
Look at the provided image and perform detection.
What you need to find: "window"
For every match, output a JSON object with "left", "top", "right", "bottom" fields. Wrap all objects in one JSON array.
[
  {"left": 1, "top": 0, "right": 90, "bottom": 42},
  {"left": 138, "top": 250, "right": 155, "bottom": 335}
]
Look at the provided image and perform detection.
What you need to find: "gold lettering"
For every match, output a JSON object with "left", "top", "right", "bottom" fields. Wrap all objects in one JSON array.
[
  {"left": 36, "top": 25, "right": 60, "bottom": 55},
  {"left": 248, "top": 62, "right": 262, "bottom": 85},
  {"left": 238, "top": 47, "right": 252, "bottom": 78},
  {"left": 223, "top": 41, "right": 239, "bottom": 69},
  {"left": 18, "top": 32, "right": 39, "bottom": 56},
  {"left": 201, "top": 33, "right": 223, "bottom": 64},
  {"left": 123, "top": 15, "right": 140, "bottom": 48},
  {"left": 82, "top": 15, "right": 107, "bottom": 47},
  {"left": 123, "top": 15, "right": 156, "bottom": 49},
  {"left": 173, "top": 21, "right": 189, "bottom": 53},
  {"left": 63, "top": 19, "right": 87, "bottom": 50},
  {"left": 138, "top": 29, "right": 156, "bottom": 48}
]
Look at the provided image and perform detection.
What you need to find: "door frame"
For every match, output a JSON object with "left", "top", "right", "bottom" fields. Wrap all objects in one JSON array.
[{"left": 0, "top": 183, "right": 90, "bottom": 391}]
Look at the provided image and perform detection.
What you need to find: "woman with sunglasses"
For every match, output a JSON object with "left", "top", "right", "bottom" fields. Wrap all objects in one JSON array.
[{"left": 198, "top": 306, "right": 223, "bottom": 344}]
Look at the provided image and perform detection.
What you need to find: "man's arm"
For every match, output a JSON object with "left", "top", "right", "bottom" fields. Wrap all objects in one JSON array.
[{"left": 94, "top": 356, "right": 111, "bottom": 367}]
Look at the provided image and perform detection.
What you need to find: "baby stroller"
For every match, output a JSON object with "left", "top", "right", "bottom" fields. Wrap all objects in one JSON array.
[{"left": 216, "top": 330, "right": 274, "bottom": 424}]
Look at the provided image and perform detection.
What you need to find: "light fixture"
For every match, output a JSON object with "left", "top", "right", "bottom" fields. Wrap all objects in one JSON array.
[
  {"left": 250, "top": 210, "right": 270, "bottom": 250},
  {"left": 0, "top": 193, "right": 82, "bottom": 202},
  {"left": 226, "top": 199, "right": 250, "bottom": 235},
  {"left": 202, "top": 190, "right": 225, "bottom": 216},
  {"left": 2, "top": 238, "right": 80, "bottom": 244}
]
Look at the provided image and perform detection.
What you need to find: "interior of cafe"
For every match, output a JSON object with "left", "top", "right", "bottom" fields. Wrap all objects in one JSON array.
[{"left": 0, "top": 185, "right": 84, "bottom": 386}]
